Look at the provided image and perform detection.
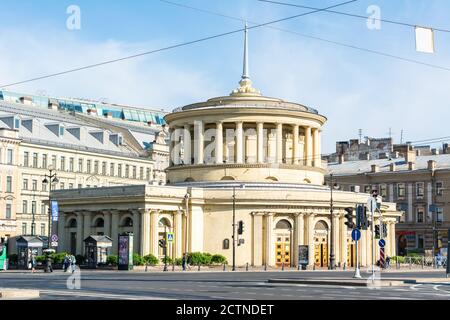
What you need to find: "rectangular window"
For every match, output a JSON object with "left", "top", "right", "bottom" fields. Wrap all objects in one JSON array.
[
  {"left": 102, "top": 162, "right": 107, "bottom": 176},
  {"left": 380, "top": 184, "right": 387, "bottom": 198},
  {"left": 69, "top": 183, "right": 74, "bottom": 189},
  {"left": 33, "top": 153, "right": 38, "bottom": 168},
  {"left": 31, "top": 201, "right": 36, "bottom": 215},
  {"left": 397, "top": 183, "right": 406, "bottom": 198},
  {"left": 69, "top": 158, "right": 74, "bottom": 172},
  {"left": 78, "top": 159, "right": 83, "bottom": 173},
  {"left": 7, "top": 149, "right": 13, "bottom": 165},
  {"left": 110, "top": 163, "right": 115, "bottom": 177},
  {"left": 6, "top": 204, "right": 12, "bottom": 219},
  {"left": 133, "top": 166, "right": 137, "bottom": 179},
  {"left": 78, "top": 184, "right": 82, "bottom": 189},
  {"left": 140, "top": 167, "right": 144, "bottom": 180},
  {"left": 146, "top": 168, "right": 151, "bottom": 181},
  {"left": 60, "top": 182, "right": 65, "bottom": 190},
  {"left": 42, "top": 154, "right": 47, "bottom": 169},
  {"left": 41, "top": 203, "right": 46, "bottom": 215},
  {"left": 94, "top": 161, "right": 99, "bottom": 174},
  {"left": 42, "top": 182, "right": 48, "bottom": 192},
  {"left": 22, "top": 200, "right": 28, "bottom": 214},
  {"left": 417, "top": 234, "right": 424, "bottom": 249},
  {"left": 60, "top": 156, "right": 66, "bottom": 171},
  {"left": 364, "top": 185, "right": 371, "bottom": 194},
  {"left": 6, "top": 176, "right": 12, "bottom": 193},
  {"left": 23, "top": 179, "right": 29, "bottom": 190},
  {"left": 87, "top": 160, "right": 92, "bottom": 174},
  {"left": 417, "top": 207, "right": 424, "bottom": 223},
  {"left": 23, "top": 151, "right": 29, "bottom": 167},
  {"left": 436, "top": 182, "right": 444, "bottom": 196},
  {"left": 125, "top": 165, "right": 130, "bottom": 178},
  {"left": 118, "top": 164, "right": 122, "bottom": 177},
  {"left": 416, "top": 182, "right": 424, "bottom": 198},
  {"left": 41, "top": 224, "right": 45, "bottom": 236},
  {"left": 52, "top": 155, "right": 57, "bottom": 168},
  {"left": 32, "top": 180, "right": 37, "bottom": 191},
  {"left": 436, "top": 208, "right": 444, "bottom": 223},
  {"left": 22, "top": 223, "right": 27, "bottom": 235}
]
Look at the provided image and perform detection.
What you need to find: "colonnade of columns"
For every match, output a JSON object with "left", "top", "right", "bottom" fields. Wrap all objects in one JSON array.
[
  {"left": 251, "top": 211, "right": 397, "bottom": 267},
  {"left": 171, "top": 122, "right": 322, "bottom": 167},
  {"left": 59, "top": 210, "right": 185, "bottom": 259}
]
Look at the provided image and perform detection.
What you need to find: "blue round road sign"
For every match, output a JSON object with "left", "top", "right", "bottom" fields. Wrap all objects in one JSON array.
[
  {"left": 351, "top": 229, "right": 361, "bottom": 241},
  {"left": 379, "top": 239, "right": 386, "bottom": 248}
]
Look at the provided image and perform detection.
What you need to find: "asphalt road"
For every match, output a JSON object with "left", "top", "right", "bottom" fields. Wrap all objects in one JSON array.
[{"left": 1, "top": 269, "right": 450, "bottom": 300}]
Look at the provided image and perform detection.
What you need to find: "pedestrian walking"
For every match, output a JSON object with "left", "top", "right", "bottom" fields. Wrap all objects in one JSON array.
[
  {"left": 63, "top": 254, "right": 70, "bottom": 272},
  {"left": 70, "top": 254, "right": 77, "bottom": 273},
  {"left": 30, "top": 255, "right": 36, "bottom": 273},
  {"left": 182, "top": 254, "right": 187, "bottom": 271},
  {"left": 386, "top": 256, "right": 391, "bottom": 269}
]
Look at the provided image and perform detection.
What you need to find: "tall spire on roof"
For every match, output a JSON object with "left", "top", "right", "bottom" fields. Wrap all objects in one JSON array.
[{"left": 231, "top": 23, "right": 261, "bottom": 97}]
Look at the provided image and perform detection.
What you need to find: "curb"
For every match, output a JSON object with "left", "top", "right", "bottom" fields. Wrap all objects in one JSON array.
[{"left": 0, "top": 289, "right": 40, "bottom": 300}]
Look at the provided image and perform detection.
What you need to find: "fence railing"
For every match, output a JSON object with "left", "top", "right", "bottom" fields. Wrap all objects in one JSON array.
[{"left": 390, "top": 256, "right": 447, "bottom": 269}]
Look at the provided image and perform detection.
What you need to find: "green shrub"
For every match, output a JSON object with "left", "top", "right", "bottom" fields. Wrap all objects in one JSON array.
[
  {"left": 203, "top": 253, "right": 212, "bottom": 265},
  {"left": 174, "top": 258, "right": 183, "bottom": 266},
  {"left": 35, "top": 255, "right": 46, "bottom": 263},
  {"left": 7, "top": 254, "right": 18, "bottom": 264},
  {"left": 161, "top": 256, "right": 173, "bottom": 265},
  {"left": 106, "top": 255, "right": 118, "bottom": 266},
  {"left": 133, "top": 253, "right": 144, "bottom": 266},
  {"left": 50, "top": 252, "right": 67, "bottom": 264},
  {"left": 143, "top": 254, "right": 159, "bottom": 266},
  {"left": 211, "top": 254, "right": 227, "bottom": 265},
  {"left": 188, "top": 252, "right": 204, "bottom": 265}
]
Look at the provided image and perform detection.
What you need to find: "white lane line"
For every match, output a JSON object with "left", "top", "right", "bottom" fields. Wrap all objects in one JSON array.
[
  {"left": 40, "top": 290, "right": 171, "bottom": 300},
  {"left": 410, "top": 284, "right": 422, "bottom": 291}
]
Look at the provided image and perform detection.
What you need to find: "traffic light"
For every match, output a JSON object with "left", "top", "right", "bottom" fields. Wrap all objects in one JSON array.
[
  {"left": 375, "top": 225, "right": 380, "bottom": 239},
  {"left": 361, "top": 206, "right": 369, "bottom": 230},
  {"left": 344, "top": 207, "right": 355, "bottom": 229},
  {"left": 382, "top": 223, "right": 388, "bottom": 238},
  {"left": 158, "top": 239, "right": 166, "bottom": 248},
  {"left": 238, "top": 221, "right": 244, "bottom": 235},
  {"left": 356, "top": 205, "right": 364, "bottom": 229}
]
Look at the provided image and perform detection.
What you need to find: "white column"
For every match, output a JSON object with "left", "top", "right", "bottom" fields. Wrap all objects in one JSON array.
[
  {"left": 150, "top": 211, "right": 159, "bottom": 257},
  {"left": 194, "top": 121, "right": 204, "bottom": 164},
  {"left": 82, "top": 212, "right": 91, "bottom": 255},
  {"left": 293, "top": 125, "right": 300, "bottom": 165},
  {"left": 306, "top": 213, "right": 315, "bottom": 267},
  {"left": 305, "top": 127, "right": 312, "bottom": 166},
  {"left": 236, "top": 122, "right": 244, "bottom": 164},
  {"left": 340, "top": 215, "right": 348, "bottom": 266},
  {"left": 133, "top": 210, "right": 140, "bottom": 255},
  {"left": 265, "top": 213, "right": 274, "bottom": 266},
  {"left": 276, "top": 123, "right": 283, "bottom": 164},
  {"left": 332, "top": 214, "right": 339, "bottom": 265},
  {"left": 103, "top": 211, "right": 111, "bottom": 237},
  {"left": 389, "top": 221, "right": 396, "bottom": 257},
  {"left": 215, "top": 122, "right": 223, "bottom": 164},
  {"left": 293, "top": 213, "right": 305, "bottom": 266},
  {"left": 257, "top": 122, "right": 264, "bottom": 164},
  {"left": 173, "top": 127, "right": 181, "bottom": 165},
  {"left": 141, "top": 210, "right": 151, "bottom": 256},
  {"left": 175, "top": 211, "right": 183, "bottom": 258},
  {"left": 183, "top": 124, "right": 191, "bottom": 165},
  {"left": 252, "top": 212, "right": 264, "bottom": 266},
  {"left": 111, "top": 211, "right": 119, "bottom": 255},
  {"left": 76, "top": 212, "right": 83, "bottom": 255},
  {"left": 57, "top": 212, "right": 66, "bottom": 253},
  {"left": 313, "top": 128, "right": 321, "bottom": 168}
]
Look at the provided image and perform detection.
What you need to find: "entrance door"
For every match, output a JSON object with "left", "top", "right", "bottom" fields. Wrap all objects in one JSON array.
[
  {"left": 347, "top": 240, "right": 356, "bottom": 267},
  {"left": 314, "top": 236, "right": 328, "bottom": 268},
  {"left": 275, "top": 235, "right": 291, "bottom": 267},
  {"left": 70, "top": 232, "right": 77, "bottom": 255}
]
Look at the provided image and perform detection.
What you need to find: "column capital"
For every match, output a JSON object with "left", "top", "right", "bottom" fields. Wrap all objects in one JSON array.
[
  {"left": 264, "top": 212, "right": 275, "bottom": 217},
  {"left": 251, "top": 212, "right": 265, "bottom": 217},
  {"left": 293, "top": 212, "right": 305, "bottom": 218}
]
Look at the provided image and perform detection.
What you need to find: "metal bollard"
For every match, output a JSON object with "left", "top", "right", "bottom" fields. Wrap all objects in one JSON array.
[
  {"left": 422, "top": 257, "right": 425, "bottom": 269},
  {"left": 313, "top": 264, "right": 316, "bottom": 271},
  {"left": 145, "top": 264, "right": 148, "bottom": 272},
  {"left": 264, "top": 264, "right": 267, "bottom": 271},
  {"left": 223, "top": 263, "right": 226, "bottom": 271},
  {"left": 297, "top": 264, "right": 300, "bottom": 271},
  {"left": 282, "top": 262, "right": 285, "bottom": 271},
  {"left": 246, "top": 263, "right": 249, "bottom": 271},
  {"left": 198, "top": 263, "right": 201, "bottom": 271},
  {"left": 409, "top": 257, "right": 412, "bottom": 269},
  {"left": 172, "top": 262, "right": 175, "bottom": 272},
  {"left": 343, "top": 262, "right": 346, "bottom": 271}
]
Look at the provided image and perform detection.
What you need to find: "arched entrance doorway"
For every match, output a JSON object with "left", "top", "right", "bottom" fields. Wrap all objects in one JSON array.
[
  {"left": 158, "top": 217, "right": 172, "bottom": 260},
  {"left": 274, "top": 219, "right": 292, "bottom": 267},
  {"left": 314, "top": 220, "right": 329, "bottom": 268}
]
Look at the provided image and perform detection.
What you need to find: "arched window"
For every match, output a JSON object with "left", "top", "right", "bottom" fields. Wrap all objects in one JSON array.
[
  {"left": 122, "top": 217, "right": 133, "bottom": 227},
  {"left": 265, "top": 176, "right": 278, "bottom": 182},
  {"left": 184, "top": 177, "right": 195, "bottom": 182},
  {"left": 223, "top": 239, "right": 230, "bottom": 250},
  {"left": 303, "top": 179, "right": 311, "bottom": 184},
  {"left": 275, "top": 219, "right": 292, "bottom": 230},
  {"left": 68, "top": 219, "right": 77, "bottom": 228},
  {"left": 159, "top": 218, "right": 171, "bottom": 228},
  {"left": 94, "top": 218, "right": 104, "bottom": 228},
  {"left": 315, "top": 220, "right": 328, "bottom": 231},
  {"left": 221, "top": 176, "right": 235, "bottom": 181}
]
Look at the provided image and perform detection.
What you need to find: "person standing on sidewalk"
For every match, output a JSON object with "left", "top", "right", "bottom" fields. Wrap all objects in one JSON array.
[
  {"left": 70, "top": 254, "right": 77, "bottom": 273},
  {"left": 30, "top": 255, "right": 36, "bottom": 273}
]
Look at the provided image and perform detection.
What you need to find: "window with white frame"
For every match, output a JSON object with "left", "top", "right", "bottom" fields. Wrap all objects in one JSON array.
[
  {"left": 436, "top": 182, "right": 444, "bottom": 196},
  {"left": 397, "top": 183, "right": 406, "bottom": 199},
  {"left": 416, "top": 207, "right": 425, "bottom": 223},
  {"left": 416, "top": 182, "right": 424, "bottom": 198}
]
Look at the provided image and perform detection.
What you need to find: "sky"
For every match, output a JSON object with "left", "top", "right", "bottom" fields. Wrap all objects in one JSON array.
[{"left": 1, "top": 0, "right": 450, "bottom": 153}]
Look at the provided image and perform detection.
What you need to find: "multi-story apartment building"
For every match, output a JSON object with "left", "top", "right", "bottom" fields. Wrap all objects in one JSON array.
[
  {"left": 0, "top": 90, "right": 169, "bottom": 251},
  {"left": 327, "top": 144, "right": 450, "bottom": 256}
]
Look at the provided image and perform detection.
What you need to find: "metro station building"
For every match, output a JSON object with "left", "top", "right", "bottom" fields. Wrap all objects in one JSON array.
[{"left": 53, "top": 29, "right": 401, "bottom": 268}]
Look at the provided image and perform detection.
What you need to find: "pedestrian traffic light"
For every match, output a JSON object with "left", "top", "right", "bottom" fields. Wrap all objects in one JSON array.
[
  {"left": 375, "top": 225, "right": 380, "bottom": 239},
  {"left": 238, "top": 221, "right": 244, "bottom": 235},
  {"left": 159, "top": 239, "right": 166, "bottom": 248},
  {"left": 344, "top": 207, "right": 355, "bottom": 229},
  {"left": 356, "top": 205, "right": 364, "bottom": 229}
]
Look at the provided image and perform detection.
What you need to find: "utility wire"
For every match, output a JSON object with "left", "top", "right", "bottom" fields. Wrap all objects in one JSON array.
[
  {"left": 159, "top": 0, "right": 450, "bottom": 72},
  {"left": 257, "top": 0, "right": 450, "bottom": 34},
  {"left": 0, "top": 0, "right": 357, "bottom": 88}
]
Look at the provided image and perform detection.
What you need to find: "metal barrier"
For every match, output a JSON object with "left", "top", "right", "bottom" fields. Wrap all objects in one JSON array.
[{"left": 390, "top": 256, "right": 447, "bottom": 269}]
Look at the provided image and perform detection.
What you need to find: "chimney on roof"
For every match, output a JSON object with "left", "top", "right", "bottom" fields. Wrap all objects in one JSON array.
[
  {"left": 19, "top": 96, "right": 33, "bottom": 106},
  {"left": 390, "top": 163, "right": 396, "bottom": 172},
  {"left": 443, "top": 143, "right": 449, "bottom": 154},
  {"left": 408, "top": 162, "right": 415, "bottom": 171},
  {"left": 428, "top": 160, "right": 436, "bottom": 171},
  {"left": 338, "top": 154, "right": 345, "bottom": 164},
  {"left": 371, "top": 164, "right": 380, "bottom": 173},
  {"left": 48, "top": 101, "right": 59, "bottom": 111},
  {"left": 406, "top": 145, "right": 416, "bottom": 164},
  {"left": 432, "top": 148, "right": 439, "bottom": 155}
]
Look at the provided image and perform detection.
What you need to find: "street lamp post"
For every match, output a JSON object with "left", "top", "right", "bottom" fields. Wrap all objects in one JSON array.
[
  {"left": 329, "top": 174, "right": 336, "bottom": 270},
  {"left": 163, "top": 225, "right": 168, "bottom": 272},
  {"left": 42, "top": 168, "right": 59, "bottom": 249},
  {"left": 183, "top": 192, "right": 190, "bottom": 271}
]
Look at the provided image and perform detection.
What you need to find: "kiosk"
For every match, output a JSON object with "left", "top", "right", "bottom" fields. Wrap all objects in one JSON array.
[
  {"left": 84, "top": 235, "right": 113, "bottom": 268},
  {"left": 118, "top": 233, "right": 133, "bottom": 271},
  {"left": 16, "top": 236, "right": 44, "bottom": 269}
]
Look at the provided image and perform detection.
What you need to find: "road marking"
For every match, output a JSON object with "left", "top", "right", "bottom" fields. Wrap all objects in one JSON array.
[{"left": 40, "top": 290, "right": 171, "bottom": 300}]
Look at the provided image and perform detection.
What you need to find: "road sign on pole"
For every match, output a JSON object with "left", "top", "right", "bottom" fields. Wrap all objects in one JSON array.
[
  {"left": 352, "top": 229, "right": 361, "bottom": 242},
  {"left": 166, "top": 232, "right": 174, "bottom": 243},
  {"left": 379, "top": 239, "right": 386, "bottom": 248}
]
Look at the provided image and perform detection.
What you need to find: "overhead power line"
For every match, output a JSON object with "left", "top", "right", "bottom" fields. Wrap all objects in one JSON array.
[
  {"left": 159, "top": 0, "right": 450, "bottom": 72},
  {"left": 257, "top": 0, "right": 450, "bottom": 34},
  {"left": 0, "top": 0, "right": 357, "bottom": 88}
]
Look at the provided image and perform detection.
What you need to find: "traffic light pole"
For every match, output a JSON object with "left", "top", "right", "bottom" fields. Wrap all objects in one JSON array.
[
  {"left": 354, "top": 233, "right": 361, "bottom": 278},
  {"left": 232, "top": 186, "right": 236, "bottom": 272},
  {"left": 370, "top": 196, "right": 376, "bottom": 283}
]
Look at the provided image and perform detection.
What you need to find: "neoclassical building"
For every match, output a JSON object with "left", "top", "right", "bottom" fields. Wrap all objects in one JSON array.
[{"left": 53, "top": 28, "right": 401, "bottom": 268}]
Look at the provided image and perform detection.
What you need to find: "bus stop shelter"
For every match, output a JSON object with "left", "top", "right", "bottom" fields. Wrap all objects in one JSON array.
[
  {"left": 84, "top": 235, "right": 113, "bottom": 268},
  {"left": 16, "top": 236, "right": 44, "bottom": 269}
]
